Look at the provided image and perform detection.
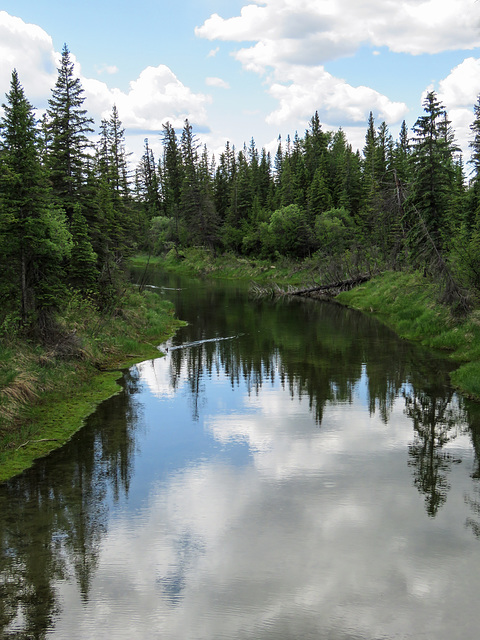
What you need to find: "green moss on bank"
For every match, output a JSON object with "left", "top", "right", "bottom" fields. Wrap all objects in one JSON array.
[{"left": 0, "top": 287, "right": 184, "bottom": 482}]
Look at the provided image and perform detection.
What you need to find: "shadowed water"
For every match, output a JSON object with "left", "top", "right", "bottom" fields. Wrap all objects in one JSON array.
[{"left": 2, "top": 270, "right": 480, "bottom": 639}]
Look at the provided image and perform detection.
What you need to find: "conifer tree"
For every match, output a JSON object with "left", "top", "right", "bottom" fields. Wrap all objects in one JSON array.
[
  {"left": 95, "top": 105, "right": 135, "bottom": 261},
  {"left": 470, "top": 95, "right": 480, "bottom": 180},
  {"left": 68, "top": 205, "right": 98, "bottom": 292},
  {"left": 409, "top": 91, "right": 459, "bottom": 250},
  {"left": 136, "top": 138, "right": 162, "bottom": 219},
  {"left": 467, "top": 95, "right": 480, "bottom": 227},
  {"left": 363, "top": 111, "right": 378, "bottom": 189},
  {"left": 179, "top": 119, "right": 201, "bottom": 237},
  {"left": 161, "top": 121, "right": 183, "bottom": 243},
  {"left": 393, "top": 120, "right": 411, "bottom": 187},
  {"left": 0, "top": 70, "right": 71, "bottom": 333},
  {"left": 46, "top": 44, "right": 94, "bottom": 221},
  {"left": 304, "top": 111, "right": 329, "bottom": 181},
  {"left": 308, "top": 164, "right": 333, "bottom": 219}
]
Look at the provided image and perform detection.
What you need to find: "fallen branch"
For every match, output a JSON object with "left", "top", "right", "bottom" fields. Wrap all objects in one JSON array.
[
  {"left": 289, "top": 274, "right": 371, "bottom": 296},
  {"left": 251, "top": 274, "right": 372, "bottom": 299}
]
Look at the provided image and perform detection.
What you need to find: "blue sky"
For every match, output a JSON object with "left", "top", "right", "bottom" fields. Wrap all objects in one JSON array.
[{"left": 1, "top": 1, "right": 480, "bottom": 166}]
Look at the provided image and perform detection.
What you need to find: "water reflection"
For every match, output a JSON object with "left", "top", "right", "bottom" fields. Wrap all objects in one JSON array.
[
  {"left": 1, "top": 271, "right": 480, "bottom": 639},
  {"left": 0, "top": 369, "right": 141, "bottom": 638}
]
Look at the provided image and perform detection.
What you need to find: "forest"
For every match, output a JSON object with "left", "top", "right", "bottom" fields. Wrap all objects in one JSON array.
[{"left": 2, "top": 44, "right": 480, "bottom": 345}]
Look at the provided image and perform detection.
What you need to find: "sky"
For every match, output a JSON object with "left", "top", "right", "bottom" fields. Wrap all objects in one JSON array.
[{"left": 2, "top": 0, "right": 480, "bottom": 169}]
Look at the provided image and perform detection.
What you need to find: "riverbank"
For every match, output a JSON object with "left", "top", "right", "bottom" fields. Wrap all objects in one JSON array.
[
  {"left": 133, "top": 248, "right": 480, "bottom": 401},
  {"left": 130, "top": 247, "right": 320, "bottom": 287},
  {"left": 0, "top": 286, "right": 184, "bottom": 482},
  {"left": 336, "top": 271, "right": 480, "bottom": 400}
]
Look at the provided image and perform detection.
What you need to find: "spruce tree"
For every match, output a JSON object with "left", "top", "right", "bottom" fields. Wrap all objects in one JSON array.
[
  {"left": 161, "top": 122, "right": 183, "bottom": 244},
  {"left": 46, "top": 44, "right": 94, "bottom": 221},
  {"left": 410, "top": 91, "right": 459, "bottom": 250},
  {"left": 0, "top": 70, "right": 71, "bottom": 333},
  {"left": 467, "top": 95, "right": 480, "bottom": 227},
  {"left": 136, "top": 138, "right": 162, "bottom": 220},
  {"left": 94, "top": 105, "right": 135, "bottom": 261}
]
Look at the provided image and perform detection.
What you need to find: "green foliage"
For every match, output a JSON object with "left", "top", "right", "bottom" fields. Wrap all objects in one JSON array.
[
  {"left": 149, "top": 215, "right": 178, "bottom": 253},
  {"left": 264, "top": 204, "right": 313, "bottom": 258},
  {"left": 408, "top": 91, "right": 459, "bottom": 252},
  {"left": 315, "top": 207, "right": 355, "bottom": 255},
  {"left": 0, "top": 70, "right": 73, "bottom": 333},
  {"left": 46, "top": 44, "right": 94, "bottom": 218},
  {"left": 68, "top": 205, "right": 97, "bottom": 291}
]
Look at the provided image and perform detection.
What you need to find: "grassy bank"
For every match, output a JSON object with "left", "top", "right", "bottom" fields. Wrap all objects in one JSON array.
[
  {"left": 0, "top": 286, "right": 184, "bottom": 482},
  {"left": 336, "top": 270, "right": 480, "bottom": 399},
  {"left": 130, "top": 247, "right": 319, "bottom": 287},
  {"left": 134, "top": 248, "right": 480, "bottom": 402}
]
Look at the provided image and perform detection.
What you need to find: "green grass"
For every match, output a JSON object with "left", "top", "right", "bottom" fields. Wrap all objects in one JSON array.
[
  {"left": 337, "top": 270, "right": 480, "bottom": 399},
  {"left": 0, "top": 287, "right": 185, "bottom": 482},
  {"left": 130, "top": 248, "right": 319, "bottom": 287}
]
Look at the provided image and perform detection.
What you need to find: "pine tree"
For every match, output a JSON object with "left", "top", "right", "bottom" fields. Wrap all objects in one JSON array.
[
  {"left": 94, "top": 105, "right": 135, "bottom": 261},
  {"left": 68, "top": 205, "right": 98, "bottom": 292},
  {"left": 467, "top": 95, "right": 480, "bottom": 228},
  {"left": 46, "top": 44, "right": 94, "bottom": 221},
  {"left": 0, "top": 70, "right": 71, "bottom": 333},
  {"left": 161, "top": 121, "right": 183, "bottom": 243},
  {"left": 179, "top": 119, "right": 201, "bottom": 239},
  {"left": 136, "top": 138, "right": 162, "bottom": 219},
  {"left": 363, "top": 111, "right": 378, "bottom": 189},
  {"left": 308, "top": 164, "right": 332, "bottom": 219},
  {"left": 304, "top": 111, "right": 329, "bottom": 181},
  {"left": 410, "top": 91, "right": 459, "bottom": 250}
]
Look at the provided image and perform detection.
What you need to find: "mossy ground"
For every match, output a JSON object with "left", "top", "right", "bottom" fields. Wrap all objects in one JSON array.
[{"left": 0, "top": 287, "right": 184, "bottom": 482}]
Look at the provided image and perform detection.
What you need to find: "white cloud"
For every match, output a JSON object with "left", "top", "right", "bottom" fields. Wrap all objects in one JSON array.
[
  {"left": 207, "top": 46, "right": 220, "bottom": 58},
  {"left": 205, "top": 76, "right": 230, "bottom": 89},
  {"left": 0, "top": 11, "right": 57, "bottom": 103},
  {"left": 49, "top": 365, "right": 477, "bottom": 640},
  {"left": 266, "top": 64, "right": 408, "bottom": 128},
  {"left": 0, "top": 12, "right": 210, "bottom": 164},
  {"left": 434, "top": 57, "right": 480, "bottom": 168},
  {"left": 95, "top": 63, "right": 119, "bottom": 75},
  {"left": 108, "top": 65, "right": 210, "bottom": 130},
  {"left": 196, "top": 0, "right": 480, "bottom": 67},
  {"left": 195, "top": 0, "right": 480, "bottom": 146},
  {"left": 438, "top": 57, "right": 480, "bottom": 108}
]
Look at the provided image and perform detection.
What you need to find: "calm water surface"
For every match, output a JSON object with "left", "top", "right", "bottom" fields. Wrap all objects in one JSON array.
[{"left": 2, "top": 270, "right": 480, "bottom": 639}]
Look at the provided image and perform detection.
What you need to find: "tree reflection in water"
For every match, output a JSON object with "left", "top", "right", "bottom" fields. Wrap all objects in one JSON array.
[
  {"left": 3, "top": 272, "right": 480, "bottom": 639},
  {"left": 0, "top": 369, "right": 141, "bottom": 639},
  {"left": 405, "top": 390, "right": 465, "bottom": 517}
]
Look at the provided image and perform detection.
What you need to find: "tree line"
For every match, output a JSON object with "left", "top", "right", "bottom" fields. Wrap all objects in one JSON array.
[
  {"left": 2, "top": 44, "right": 480, "bottom": 341},
  {"left": 0, "top": 46, "right": 140, "bottom": 340},
  {"left": 137, "top": 82, "right": 480, "bottom": 312}
]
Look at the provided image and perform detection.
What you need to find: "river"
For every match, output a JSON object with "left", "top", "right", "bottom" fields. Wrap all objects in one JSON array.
[{"left": 2, "top": 269, "right": 480, "bottom": 639}]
